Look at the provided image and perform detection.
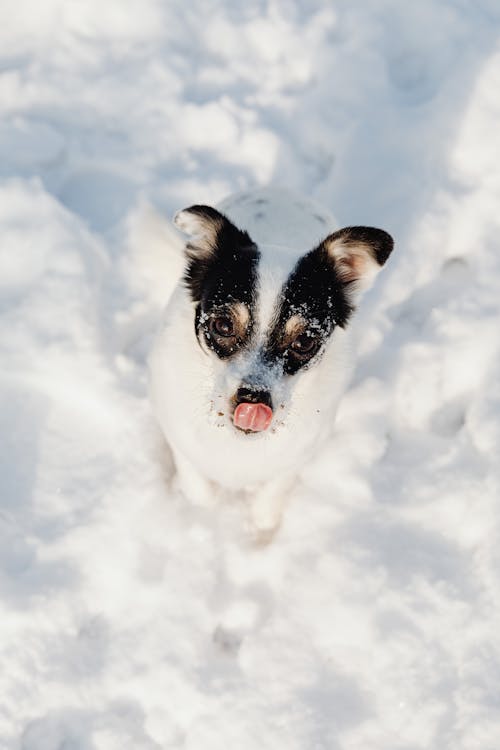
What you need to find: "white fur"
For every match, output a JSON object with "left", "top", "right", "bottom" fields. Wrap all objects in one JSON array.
[{"left": 149, "top": 188, "right": 384, "bottom": 539}]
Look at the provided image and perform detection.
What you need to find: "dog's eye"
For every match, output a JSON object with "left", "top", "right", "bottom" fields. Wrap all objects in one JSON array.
[
  {"left": 290, "top": 332, "right": 319, "bottom": 357},
  {"left": 210, "top": 315, "right": 235, "bottom": 338}
]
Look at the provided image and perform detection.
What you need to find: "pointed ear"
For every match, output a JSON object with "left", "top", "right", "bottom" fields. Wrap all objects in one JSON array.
[
  {"left": 322, "top": 226, "right": 394, "bottom": 292},
  {"left": 174, "top": 205, "right": 231, "bottom": 260}
]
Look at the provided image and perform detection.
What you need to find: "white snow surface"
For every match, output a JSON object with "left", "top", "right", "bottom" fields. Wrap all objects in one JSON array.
[{"left": 1, "top": 1, "right": 500, "bottom": 748}]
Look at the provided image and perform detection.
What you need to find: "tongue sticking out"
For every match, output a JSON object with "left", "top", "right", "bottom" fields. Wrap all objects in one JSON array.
[{"left": 233, "top": 402, "right": 273, "bottom": 432}]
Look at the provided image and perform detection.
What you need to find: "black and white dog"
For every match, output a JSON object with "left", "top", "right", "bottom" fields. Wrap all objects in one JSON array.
[{"left": 149, "top": 188, "right": 393, "bottom": 538}]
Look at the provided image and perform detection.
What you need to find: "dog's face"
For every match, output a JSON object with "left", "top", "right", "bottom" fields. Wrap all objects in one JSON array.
[{"left": 174, "top": 205, "right": 393, "bottom": 436}]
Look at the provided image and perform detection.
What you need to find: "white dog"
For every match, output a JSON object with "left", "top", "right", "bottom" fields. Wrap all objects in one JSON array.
[{"left": 149, "top": 188, "right": 393, "bottom": 538}]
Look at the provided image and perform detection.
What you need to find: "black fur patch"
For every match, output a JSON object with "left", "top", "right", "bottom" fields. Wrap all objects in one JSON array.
[
  {"left": 264, "top": 244, "right": 353, "bottom": 375},
  {"left": 184, "top": 213, "right": 260, "bottom": 359}
]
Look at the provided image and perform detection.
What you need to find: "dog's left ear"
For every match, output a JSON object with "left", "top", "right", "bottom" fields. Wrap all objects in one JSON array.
[{"left": 321, "top": 226, "right": 394, "bottom": 294}]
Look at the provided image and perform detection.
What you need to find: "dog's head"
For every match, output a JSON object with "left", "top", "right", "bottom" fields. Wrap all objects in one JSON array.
[{"left": 174, "top": 204, "right": 393, "bottom": 435}]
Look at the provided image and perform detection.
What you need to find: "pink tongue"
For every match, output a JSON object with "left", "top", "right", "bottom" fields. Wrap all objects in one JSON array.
[{"left": 233, "top": 402, "right": 273, "bottom": 432}]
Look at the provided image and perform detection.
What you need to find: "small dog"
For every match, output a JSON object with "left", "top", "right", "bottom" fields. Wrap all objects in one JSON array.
[{"left": 149, "top": 188, "right": 393, "bottom": 538}]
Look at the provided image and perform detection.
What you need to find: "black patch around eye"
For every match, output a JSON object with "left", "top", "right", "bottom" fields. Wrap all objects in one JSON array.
[
  {"left": 283, "top": 244, "right": 353, "bottom": 329},
  {"left": 265, "top": 244, "right": 353, "bottom": 375},
  {"left": 189, "top": 218, "right": 259, "bottom": 359}
]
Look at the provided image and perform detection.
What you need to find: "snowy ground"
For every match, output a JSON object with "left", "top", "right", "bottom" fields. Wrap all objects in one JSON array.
[{"left": 1, "top": 1, "right": 500, "bottom": 748}]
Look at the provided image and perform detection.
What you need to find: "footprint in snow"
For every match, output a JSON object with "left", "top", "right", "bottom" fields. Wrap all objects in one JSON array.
[
  {"left": 430, "top": 394, "right": 468, "bottom": 438},
  {"left": 212, "top": 583, "right": 274, "bottom": 656},
  {"left": 387, "top": 48, "right": 442, "bottom": 105},
  {"left": 58, "top": 168, "right": 137, "bottom": 231},
  {"left": 389, "top": 255, "right": 471, "bottom": 331}
]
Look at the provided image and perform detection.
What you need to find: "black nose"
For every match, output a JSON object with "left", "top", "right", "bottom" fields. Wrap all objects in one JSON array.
[{"left": 235, "top": 387, "right": 273, "bottom": 409}]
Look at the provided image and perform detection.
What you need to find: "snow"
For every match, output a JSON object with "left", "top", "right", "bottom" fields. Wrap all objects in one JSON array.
[{"left": 1, "top": 1, "right": 500, "bottom": 748}]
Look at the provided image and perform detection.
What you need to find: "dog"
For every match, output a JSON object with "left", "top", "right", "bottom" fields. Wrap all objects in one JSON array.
[{"left": 149, "top": 187, "right": 394, "bottom": 539}]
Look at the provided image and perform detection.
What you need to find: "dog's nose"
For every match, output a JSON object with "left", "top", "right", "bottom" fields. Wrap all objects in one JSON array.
[{"left": 235, "top": 387, "right": 273, "bottom": 410}]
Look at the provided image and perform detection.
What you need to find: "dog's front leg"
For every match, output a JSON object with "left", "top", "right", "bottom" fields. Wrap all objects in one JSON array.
[
  {"left": 171, "top": 446, "right": 215, "bottom": 507},
  {"left": 247, "top": 474, "right": 296, "bottom": 544}
]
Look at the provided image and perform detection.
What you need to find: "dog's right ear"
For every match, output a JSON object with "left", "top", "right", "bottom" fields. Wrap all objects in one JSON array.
[
  {"left": 174, "top": 205, "right": 256, "bottom": 302},
  {"left": 174, "top": 205, "right": 227, "bottom": 260}
]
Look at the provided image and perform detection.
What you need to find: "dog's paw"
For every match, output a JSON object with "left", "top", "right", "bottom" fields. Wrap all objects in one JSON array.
[
  {"left": 252, "top": 525, "right": 280, "bottom": 547},
  {"left": 245, "top": 513, "right": 282, "bottom": 547},
  {"left": 246, "top": 481, "right": 290, "bottom": 546}
]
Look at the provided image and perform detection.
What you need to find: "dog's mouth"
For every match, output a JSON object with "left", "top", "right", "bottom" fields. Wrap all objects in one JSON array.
[{"left": 232, "top": 402, "right": 273, "bottom": 433}]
